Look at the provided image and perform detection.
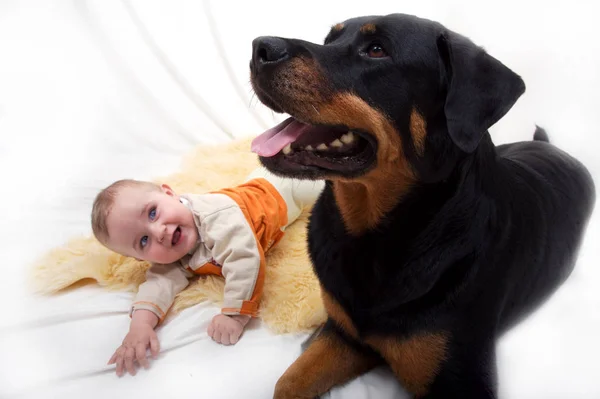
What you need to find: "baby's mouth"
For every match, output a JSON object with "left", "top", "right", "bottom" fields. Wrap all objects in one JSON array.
[{"left": 172, "top": 227, "right": 181, "bottom": 246}]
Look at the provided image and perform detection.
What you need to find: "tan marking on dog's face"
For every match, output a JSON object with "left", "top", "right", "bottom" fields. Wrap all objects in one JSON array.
[
  {"left": 271, "top": 57, "right": 332, "bottom": 114},
  {"left": 360, "top": 23, "right": 377, "bottom": 35},
  {"left": 410, "top": 109, "right": 427, "bottom": 156},
  {"left": 304, "top": 94, "right": 415, "bottom": 235},
  {"left": 321, "top": 288, "right": 359, "bottom": 339},
  {"left": 270, "top": 61, "right": 419, "bottom": 234},
  {"left": 332, "top": 23, "right": 344, "bottom": 32},
  {"left": 366, "top": 333, "right": 448, "bottom": 396}
]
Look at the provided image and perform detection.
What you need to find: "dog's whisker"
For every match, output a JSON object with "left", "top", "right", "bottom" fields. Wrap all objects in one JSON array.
[{"left": 249, "top": 91, "right": 257, "bottom": 109}]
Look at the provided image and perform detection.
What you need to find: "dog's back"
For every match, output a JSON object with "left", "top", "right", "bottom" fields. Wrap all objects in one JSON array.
[{"left": 493, "top": 131, "right": 595, "bottom": 330}]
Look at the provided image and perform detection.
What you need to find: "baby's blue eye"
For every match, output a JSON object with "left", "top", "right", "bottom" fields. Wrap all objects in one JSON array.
[
  {"left": 140, "top": 236, "right": 148, "bottom": 248},
  {"left": 149, "top": 207, "right": 156, "bottom": 220}
]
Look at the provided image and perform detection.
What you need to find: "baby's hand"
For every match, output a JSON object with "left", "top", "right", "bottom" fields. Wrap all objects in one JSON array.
[
  {"left": 108, "top": 310, "right": 159, "bottom": 376},
  {"left": 207, "top": 314, "right": 250, "bottom": 345}
]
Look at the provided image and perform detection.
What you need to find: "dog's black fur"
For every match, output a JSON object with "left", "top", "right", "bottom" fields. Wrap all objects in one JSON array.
[{"left": 250, "top": 13, "right": 595, "bottom": 399}]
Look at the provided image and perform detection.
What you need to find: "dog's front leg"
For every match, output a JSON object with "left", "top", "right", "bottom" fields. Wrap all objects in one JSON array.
[
  {"left": 365, "top": 332, "right": 450, "bottom": 398},
  {"left": 367, "top": 332, "right": 497, "bottom": 399},
  {"left": 274, "top": 324, "right": 380, "bottom": 399}
]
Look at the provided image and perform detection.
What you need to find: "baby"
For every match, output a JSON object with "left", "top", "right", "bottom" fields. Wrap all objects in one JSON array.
[{"left": 91, "top": 167, "right": 324, "bottom": 376}]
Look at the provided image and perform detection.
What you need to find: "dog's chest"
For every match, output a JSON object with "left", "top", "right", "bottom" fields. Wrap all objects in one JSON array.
[
  {"left": 313, "top": 237, "right": 385, "bottom": 292},
  {"left": 310, "top": 234, "right": 392, "bottom": 331},
  {"left": 308, "top": 201, "right": 419, "bottom": 332}
]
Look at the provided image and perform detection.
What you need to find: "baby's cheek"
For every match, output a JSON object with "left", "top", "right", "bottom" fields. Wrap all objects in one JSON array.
[
  {"left": 151, "top": 248, "right": 171, "bottom": 264},
  {"left": 151, "top": 249, "right": 163, "bottom": 262}
]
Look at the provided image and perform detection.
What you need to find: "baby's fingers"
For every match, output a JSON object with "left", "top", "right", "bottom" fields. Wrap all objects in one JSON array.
[
  {"left": 221, "top": 331, "right": 231, "bottom": 346},
  {"left": 112, "top": 347, "right": 126, "bottom": 376},
  {"left": 230, "top": 329, "right": 242, "bottom": 345},
  {"left": 136, "top": 343, "right": 149, "bottom": 369},
  {"left": 107, "top": 352, "right": 118, "bottom": 365},
  {"left": 116, "top": 355, "right": 125, "bottom": 377},
  {"left": 150, "top": 337, "right": 160, "bottom": 359},
  {"left": 212, "top": 329, "right": 222, "bottom": 344},
  {"left": 124, "top": 347, "right": 136, "bottom": 376}
]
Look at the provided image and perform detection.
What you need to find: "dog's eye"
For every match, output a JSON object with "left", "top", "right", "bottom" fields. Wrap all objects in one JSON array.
[{"left": 366, "top": 43, "right": 387, "bottom": 58}]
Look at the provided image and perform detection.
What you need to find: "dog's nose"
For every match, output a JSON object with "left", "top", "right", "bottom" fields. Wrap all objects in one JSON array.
[{"left": 252, "top": 36, "right": 289, "bottom": 69}]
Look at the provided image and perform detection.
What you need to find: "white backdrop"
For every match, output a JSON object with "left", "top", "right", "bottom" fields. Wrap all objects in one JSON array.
[{"left": 0, "top": 1, "right": 599, "bottom": 398}]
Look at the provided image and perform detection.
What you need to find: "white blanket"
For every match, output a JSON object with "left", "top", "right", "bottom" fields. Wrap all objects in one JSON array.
[{"left": 1, "top": 1, "right": 599, "bottom": 398}]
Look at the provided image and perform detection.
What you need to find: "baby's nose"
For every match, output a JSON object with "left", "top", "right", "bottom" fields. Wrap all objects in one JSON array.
[{"left": 154, "top": 224, "right": 167, "bottom": 243}]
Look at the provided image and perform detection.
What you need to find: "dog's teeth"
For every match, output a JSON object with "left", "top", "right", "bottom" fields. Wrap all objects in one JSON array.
[
  {"left": 305, "top": 145, "right": 314, "bottom": 151},
  {"left": 330, "top": 139, "right": 343, "bottom": 148},
  {"left": 282, "top": 144, "right": 293, "bottom": 155},
  {"left": 340, "top": 132, "right": 355, "bottom": 144},
  {"left": 317, "top": 143, "right": 328, "bottom": 151}
]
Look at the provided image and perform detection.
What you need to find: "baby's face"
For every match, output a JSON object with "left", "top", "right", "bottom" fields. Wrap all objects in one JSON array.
[{"left": 105, "top": 185, "right": 199, "bottom": 264}]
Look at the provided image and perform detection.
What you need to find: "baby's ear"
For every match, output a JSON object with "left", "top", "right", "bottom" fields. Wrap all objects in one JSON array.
[{"left": 161, "top": 183, "right": 175, "bottom": 196}]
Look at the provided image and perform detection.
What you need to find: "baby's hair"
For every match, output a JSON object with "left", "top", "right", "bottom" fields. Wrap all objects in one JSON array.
[{"left": 91, "top": 179, "right": 161, "bottom": 244}]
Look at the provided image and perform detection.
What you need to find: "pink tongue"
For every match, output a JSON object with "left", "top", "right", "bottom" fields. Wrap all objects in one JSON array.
[{"left": 251, "top": 117, "right": 308, "bottom": 157}]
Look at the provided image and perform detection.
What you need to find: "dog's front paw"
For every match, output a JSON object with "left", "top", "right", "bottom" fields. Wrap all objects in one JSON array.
[
  {"left": 274, "top": 376, "right": 319, "bottom": 399},
  {"left": 273, "top": 377, "right": 295, "bottom": 399}
]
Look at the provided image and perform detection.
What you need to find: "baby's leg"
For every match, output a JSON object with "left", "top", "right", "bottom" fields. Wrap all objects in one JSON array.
[{"left": 245, "top": 167, "right": 325, "bottom": 229}]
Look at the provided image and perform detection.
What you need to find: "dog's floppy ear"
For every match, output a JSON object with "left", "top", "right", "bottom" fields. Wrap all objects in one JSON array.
[{"left": 437, "top": 32, "right": 525, "bottom": 153}]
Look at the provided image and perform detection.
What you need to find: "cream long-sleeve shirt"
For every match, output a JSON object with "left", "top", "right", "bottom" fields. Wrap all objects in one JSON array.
[{"left": 130, "top": 178, "right": 288, "bottom": 322}]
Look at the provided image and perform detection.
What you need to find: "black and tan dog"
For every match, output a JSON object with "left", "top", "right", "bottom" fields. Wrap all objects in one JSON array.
[{"left": 249, "top": 13, "right": 595, "bottom": 399}]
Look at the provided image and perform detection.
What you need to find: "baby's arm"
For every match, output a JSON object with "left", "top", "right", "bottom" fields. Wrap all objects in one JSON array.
[
  {"left": 108, "top": 264, "right": 190, "bottom": 376},
  {"left": 202, "top": 207, "right": 264, "bottom": 344},
  {"left": 108, "top": 309, "right": 159, "bottom": 376}
]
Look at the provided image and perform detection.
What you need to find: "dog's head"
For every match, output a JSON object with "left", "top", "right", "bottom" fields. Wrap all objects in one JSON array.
[{"left": 250, "top": 13, "right": 525, "bottom": 183}]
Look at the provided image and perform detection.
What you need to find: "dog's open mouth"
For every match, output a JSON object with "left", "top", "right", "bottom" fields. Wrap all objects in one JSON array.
[{"left": 251, "top": 117, "right": 376, "bottom": 175}]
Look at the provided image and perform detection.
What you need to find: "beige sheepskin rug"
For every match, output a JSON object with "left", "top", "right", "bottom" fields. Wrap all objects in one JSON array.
[{"left": 29, "top": 137, "right": 327, "bottom": 333}]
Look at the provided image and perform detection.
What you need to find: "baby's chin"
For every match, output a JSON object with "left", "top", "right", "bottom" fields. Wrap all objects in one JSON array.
[
  {"left": 160, "top": 246, "right": 196, "bottom": 264},
  {"left": 152, "top": 251, "right": 189, "bottom": 265}
]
